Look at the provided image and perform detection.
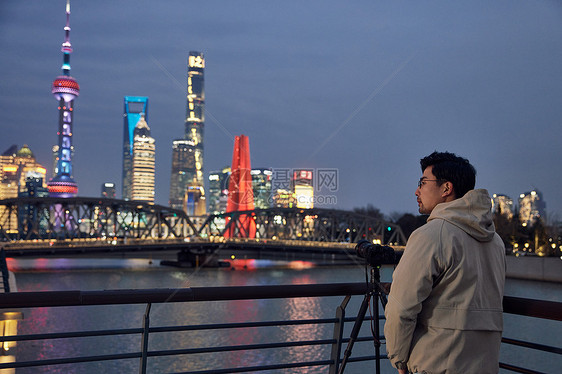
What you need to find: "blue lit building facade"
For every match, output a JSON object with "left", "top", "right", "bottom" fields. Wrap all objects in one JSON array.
[{"left": 122, "top": 96, "right": 149, "bottom": 200}]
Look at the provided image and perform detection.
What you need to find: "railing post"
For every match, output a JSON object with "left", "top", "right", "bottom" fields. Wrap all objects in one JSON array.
[
  {"left": 329, "top": 295, "right": 351, "bottom": 374},
  {"left": 139, "top": 303, "right": 151, "bottom": 374},
  {"left": 0, "top": 249, "right": 10, "bottom": 293}
]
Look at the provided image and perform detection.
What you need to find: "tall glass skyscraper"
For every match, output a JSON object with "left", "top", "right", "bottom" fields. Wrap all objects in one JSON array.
[
  {"left": 169, "top": 139, "right": 195, "bottom": 209},
  {"left": 169, "top": 52, "right": 206, "bottom": 214},
  {"left": 48, "top": 0, "right": 80, "bottom": 198},
  {"left": 208, "top": 167, "right": 231, "bottom": 214},
  {"left": 123, "top": 96, "right": 149, "bottom": 200},
  {"left": 251, "top": 168, "right": 272, "bottom": 209}
]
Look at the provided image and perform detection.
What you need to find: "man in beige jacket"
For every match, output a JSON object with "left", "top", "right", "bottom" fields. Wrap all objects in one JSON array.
[{"left": 384, "top": 151, "right": 506, "bottom": 374}]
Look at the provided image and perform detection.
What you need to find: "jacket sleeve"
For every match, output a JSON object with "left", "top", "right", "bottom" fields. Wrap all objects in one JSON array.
[{"left": 384, "top": 223, "right": 445, "bottom": 367}]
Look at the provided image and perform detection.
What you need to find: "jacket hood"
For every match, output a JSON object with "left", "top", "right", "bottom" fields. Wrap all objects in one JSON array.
[{"left": 427, "top": 189, "right": 496, "bottom": 242}]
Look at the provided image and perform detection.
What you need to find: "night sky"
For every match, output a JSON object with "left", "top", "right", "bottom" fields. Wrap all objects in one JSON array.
[{"left": 1, "top": 0, "right": 561, "bottom": 219}]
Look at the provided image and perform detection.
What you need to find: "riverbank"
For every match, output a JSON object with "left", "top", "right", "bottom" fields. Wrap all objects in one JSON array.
[{"left": 506, "top": 255, "right": 562, "bottom": 282}]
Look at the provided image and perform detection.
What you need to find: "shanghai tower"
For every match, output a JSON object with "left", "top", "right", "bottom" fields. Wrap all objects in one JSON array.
[
  {"left": 169, "top": 52, "right": 206, "bottom": 215},
  {"left": 48, "top": 0, "right": 79, "bottom": 197}
]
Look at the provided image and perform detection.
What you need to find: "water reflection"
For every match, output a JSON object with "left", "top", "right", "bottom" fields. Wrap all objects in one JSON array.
[
  {"left": 226, "top": 259, "right": 316, "bottom": 271},
  {"left": 7, "top": 258, "right": 158, "bottom": 272},
  {"left": 284, "top": 296, "right": 327, "bottom": 372}
]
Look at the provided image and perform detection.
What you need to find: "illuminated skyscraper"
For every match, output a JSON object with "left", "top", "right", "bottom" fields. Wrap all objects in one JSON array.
[
  {"left": 185, "top": 52, "right": 205, "bottom": 187},
  {"left": 48, "top": 0, "right": 80, "bottom": 198},
  {"left": 251, "top": 168, "right": 272, "bottom": 209},
  {"left": 492, "top": 193, "right": 514, "bottom": 220},
  {"left": 169, "top": 52, "right": 205, "bottom": 214},
  {"left": 293, "top": 169, "right": 314, "bottom": 209},
  {"left": 1, "top": 145, "right": 48, "bottom": 233},
  {"left": 518, "top": 190, "right": 546, "bottom": 226},
  {"left": 20, "top": 178, "right": 49, "bottom": 198},
  {"left": 123, "top": 96, "right": 149, "bottom": 200},
  {"left": 169, "top": 139, "right": 196, "bottom": 208},
  {"left": 0, "top": 146, "right": 18, "bottom": 196},
  {"left": 131, "top": 116, "right": 155, "bottom": 202},
  {"left": 272, "top": 189, "right": 297, "bottom": 208},
  {"left": 0, "top": 145, "right": 47, "bottom": 199},
  {"left": 208, "top": 167, "right": 231, "bottom": 214},
  {"left": 101, "top": 183, "right": 116, "bottom": 199}
]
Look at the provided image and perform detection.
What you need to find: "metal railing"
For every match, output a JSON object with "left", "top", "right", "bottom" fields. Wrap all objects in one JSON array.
[{"left": 0, "top": 283, "right": 560, "bottom": 373}]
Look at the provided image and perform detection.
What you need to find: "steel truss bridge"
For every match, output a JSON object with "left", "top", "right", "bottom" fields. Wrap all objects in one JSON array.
[
  {"left": 0, "top": 197, "right": 406, "bottom": 263},
  {"left": 202, "top": 207, "right": 405, "bottom": 244}
]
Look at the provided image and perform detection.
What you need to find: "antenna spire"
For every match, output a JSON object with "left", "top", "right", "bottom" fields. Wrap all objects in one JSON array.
[{"left": 61, "top": 0, "right": 73, "bottom": 75}]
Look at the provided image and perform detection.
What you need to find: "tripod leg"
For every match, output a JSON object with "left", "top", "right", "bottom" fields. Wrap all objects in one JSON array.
[
  {"left": 374, "top": 290, "right": 381, "bottom": 374},
  {"left": 337, "top": 291, "right": 371, "bottom": 374}
]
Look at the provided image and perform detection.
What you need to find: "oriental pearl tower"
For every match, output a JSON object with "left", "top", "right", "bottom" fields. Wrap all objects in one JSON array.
[{"left": 48, "top": 0, "right": 79, "bottom": 197}]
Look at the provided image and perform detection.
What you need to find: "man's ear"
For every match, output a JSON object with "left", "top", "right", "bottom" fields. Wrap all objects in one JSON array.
[{"left": 442, "top": 181, "right": 455, "bottom": 199}]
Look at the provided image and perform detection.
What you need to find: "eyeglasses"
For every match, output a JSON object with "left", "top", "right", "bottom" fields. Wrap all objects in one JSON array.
[{"left": 417, "top": 178, "right": 441, "bottom": 188}]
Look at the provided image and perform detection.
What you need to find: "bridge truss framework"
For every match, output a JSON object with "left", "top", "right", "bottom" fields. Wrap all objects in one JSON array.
[
  {"left": 200, "top": 207, "right": 406, "bottom": 245},
  {"left": 0, "top": 198, "right": 406, "bottom": 246},
  {"left": 0, "top": 197, "right": 198, "bottom": 241}
]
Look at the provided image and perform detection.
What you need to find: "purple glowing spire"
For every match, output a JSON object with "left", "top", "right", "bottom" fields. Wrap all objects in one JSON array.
[{"left": 48, "top": 0, "right": 79, "bottom": 198}]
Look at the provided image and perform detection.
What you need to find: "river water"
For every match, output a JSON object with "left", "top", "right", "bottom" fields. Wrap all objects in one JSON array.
[{"left": 5, "top": 257, "right": 562, "bottom": 373}]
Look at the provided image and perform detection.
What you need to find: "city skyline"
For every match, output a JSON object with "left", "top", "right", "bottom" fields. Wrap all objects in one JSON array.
[{"left": 1, "top": 1, "right": 562, "bottom": 218}]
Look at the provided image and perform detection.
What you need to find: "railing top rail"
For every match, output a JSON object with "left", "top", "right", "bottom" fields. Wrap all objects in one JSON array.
[
  {"left": 0, "top": 282, "right": 369, "bottom": 308},
  {"left": 503, "top": 295, "right": 562, "bottom": 321},
  {"left": 0, "top": 282, "right": 560, "bottom": 322}
]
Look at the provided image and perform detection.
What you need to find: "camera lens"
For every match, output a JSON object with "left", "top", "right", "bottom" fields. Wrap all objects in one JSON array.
[{"left": 355, "top": 240, "right": 399, "bottom": 267}]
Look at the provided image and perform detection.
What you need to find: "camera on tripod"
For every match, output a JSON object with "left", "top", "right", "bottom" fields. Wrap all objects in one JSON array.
[
  {"left": 355, "top": 239, "right": 400, "bottom": 267},
  {"left": 337, "top": 240, "right": 400, "bottom": 374}
]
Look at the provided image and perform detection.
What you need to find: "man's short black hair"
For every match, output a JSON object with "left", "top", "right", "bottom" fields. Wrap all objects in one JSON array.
[{"left": 420, "top": 151, "right": 476, "bottom": 198}]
